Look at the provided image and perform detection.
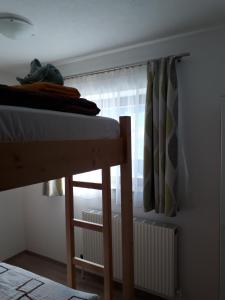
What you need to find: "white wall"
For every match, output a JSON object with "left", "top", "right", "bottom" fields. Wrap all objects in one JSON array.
[
  {"left": 24, "top": 184, "right": 67, "bottom": 262},
  {"left": 0, "top": 71, "right": 16, "bottom": 85},
  {"left": 23, "top": 26, "right": 225, "bottom": 300},
  {"left": 0, "top": 188, "right": 26, "bottom": 260}
]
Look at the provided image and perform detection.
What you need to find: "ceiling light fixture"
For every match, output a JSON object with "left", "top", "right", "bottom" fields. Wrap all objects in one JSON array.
[{"left": 0, "top": 13, "right": 34, "bottom": 40}]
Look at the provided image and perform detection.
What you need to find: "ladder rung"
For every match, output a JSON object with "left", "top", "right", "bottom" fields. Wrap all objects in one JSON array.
[
  {"left": 74, "top": 257, "right": 104, "bottom": 274},
  {"left": 73, "top": 219, "right": 103, "bottom": 232},
  {"left": 73, "top": 181, "right": 102, "bottom": 190}
]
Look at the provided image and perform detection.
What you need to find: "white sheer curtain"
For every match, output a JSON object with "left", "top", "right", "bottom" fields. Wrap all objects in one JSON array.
[{"left": 65, "top": 65, "right": 147, "bottom": 207}]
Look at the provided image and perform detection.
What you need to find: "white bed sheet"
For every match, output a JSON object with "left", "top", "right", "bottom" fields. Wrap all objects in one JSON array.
[{"left": 0, "top": 106, "right": 120, "bottom": 141}]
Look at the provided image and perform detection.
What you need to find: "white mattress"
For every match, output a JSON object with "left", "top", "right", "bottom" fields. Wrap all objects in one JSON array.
[{"left": 0, "top": 106, "right": 120, "bottom": 141}]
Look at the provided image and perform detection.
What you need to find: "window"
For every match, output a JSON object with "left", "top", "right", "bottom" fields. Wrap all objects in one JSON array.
[{"left": 65, "top": 65, "right": 147, "bottom": 206}]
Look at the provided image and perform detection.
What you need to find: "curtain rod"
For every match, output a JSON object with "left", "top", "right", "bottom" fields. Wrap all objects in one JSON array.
[{"left": 64, "top": 52, "right": 190, "bottom": 80}]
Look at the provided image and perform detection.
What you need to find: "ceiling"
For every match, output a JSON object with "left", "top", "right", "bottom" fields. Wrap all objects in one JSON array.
[{"left": 0, "top": 0, "right": 225, "bottom": 75}]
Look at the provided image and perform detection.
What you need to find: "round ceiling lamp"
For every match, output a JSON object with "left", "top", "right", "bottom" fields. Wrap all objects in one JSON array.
[{"left": 0, "top": 13, "right": 34, "bottom": 39}]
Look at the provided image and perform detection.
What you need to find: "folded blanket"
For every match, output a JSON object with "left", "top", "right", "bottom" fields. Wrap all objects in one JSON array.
[
  {"left": 0, "top": 85, "right": 100, "bottom": 116},
  {"left": 14, "top": 82, "right": 81, "bottom": 98}
]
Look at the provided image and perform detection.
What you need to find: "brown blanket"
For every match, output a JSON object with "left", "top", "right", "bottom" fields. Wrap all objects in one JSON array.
[
  {"left": 14, "top": 82, "right": 81, "bottom": 98},
  {"left": 0, "top": 85, "right": 100, "bottom": 116}
]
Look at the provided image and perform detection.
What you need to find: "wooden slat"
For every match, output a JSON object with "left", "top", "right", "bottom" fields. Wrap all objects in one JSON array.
[
  {"left": 74, "top": 257, "right": 104, "bottom": 274},
  {"left": 73, "top": 181, "right": 102, "bottom": 190},
  {"left": 65, "top": 175, "right": 76, "bottom": 289},
  {"left": 119, "top": 117, "right": 134, "bottom": 300},
  {"left": 0, "top": 138, "right": 124, "bottom": 191},
  {"left": 73, "top": 219, "right": 103, "bottom": 232},
  {"left": 102, "top": 167, "right": 113, "bottom": 300}
]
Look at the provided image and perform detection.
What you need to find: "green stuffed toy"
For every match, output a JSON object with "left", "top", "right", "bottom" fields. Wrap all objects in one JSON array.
[{"left": 16, "top": 58, "right": 64, "bottom": 85}]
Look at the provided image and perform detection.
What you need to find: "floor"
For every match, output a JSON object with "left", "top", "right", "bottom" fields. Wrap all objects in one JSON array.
[{"left": 7, "top": 251, "right": 163, "bottom": 300}]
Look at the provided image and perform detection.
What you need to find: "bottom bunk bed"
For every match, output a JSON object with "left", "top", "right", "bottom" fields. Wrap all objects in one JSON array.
[
  {"left": 0, "top": 106, "right": 134, "bottom": 300},
  {"left": 0, "top": 262, "right": 99, "bottom": 300}
]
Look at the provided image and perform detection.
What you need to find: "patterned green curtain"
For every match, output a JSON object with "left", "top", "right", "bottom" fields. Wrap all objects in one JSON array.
[
  {"left": 43, "top": 179, "right": 64, "bottom": 197},
  {"left": 143, "top": 57, "right": 178, "bottom": 217}
]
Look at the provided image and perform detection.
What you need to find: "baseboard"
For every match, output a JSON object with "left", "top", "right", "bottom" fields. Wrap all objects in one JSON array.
[
  {"left": 22, "top": 250, "right": 66, "bottom": 267},
  {"left": 4, "top": 250, "right": 27, "bottom": 262}
]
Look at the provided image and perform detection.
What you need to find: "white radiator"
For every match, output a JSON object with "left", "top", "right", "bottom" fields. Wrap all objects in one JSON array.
[{"left": 81, "top": 209, "right": 178, "bottom": 299}]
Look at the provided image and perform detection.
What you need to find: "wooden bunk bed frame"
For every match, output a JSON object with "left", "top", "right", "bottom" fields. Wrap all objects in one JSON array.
[{"left": 0, "top": 116, "right": 134, "bottom": 300}]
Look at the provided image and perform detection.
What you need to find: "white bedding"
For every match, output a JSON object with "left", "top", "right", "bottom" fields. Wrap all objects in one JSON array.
[
  {"left": 0, "top": 106, "right": 120, "bottom": 142},
  {"left": 0, "top": 262, "right": 99, "bottom": 300}
]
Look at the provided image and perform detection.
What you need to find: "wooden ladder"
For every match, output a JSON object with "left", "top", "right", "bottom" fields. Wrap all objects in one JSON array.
[
  {"left": 65, "top": 116, "right": 134, "bottom": 300},
  {"left": 65, "top": 167, "right": 114, "bottom": 300}
]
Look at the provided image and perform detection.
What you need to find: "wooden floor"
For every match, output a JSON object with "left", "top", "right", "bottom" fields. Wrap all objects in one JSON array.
[{"left": 6, "top": 251, "right": 163, "bottom": 300}]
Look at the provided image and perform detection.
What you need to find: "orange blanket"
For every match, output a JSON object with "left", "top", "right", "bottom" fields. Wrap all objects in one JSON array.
[
  {"left": 0, "top": 84, "right": 100, "bottom": 116},
  {"left": 14, "top": 82, "right": 81, "bottom": 98}
]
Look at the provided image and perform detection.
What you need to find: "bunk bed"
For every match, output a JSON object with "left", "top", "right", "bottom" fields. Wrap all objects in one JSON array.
[{"left": 0, "top": 104, "right": 134, "bottom": 300}]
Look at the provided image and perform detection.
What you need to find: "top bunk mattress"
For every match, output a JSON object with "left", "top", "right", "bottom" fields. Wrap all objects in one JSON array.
[{"left": 0, "top": 106, "right": 120, "bottom": 142}]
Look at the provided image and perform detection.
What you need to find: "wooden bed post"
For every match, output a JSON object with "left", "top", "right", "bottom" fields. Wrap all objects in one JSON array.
[
  {"left": 102, "top": 167, "right": 113, "bottom": 300},
  {"left": 119, "top": 116, "right": 134, "bottom": 300},
  {"left": 65, "top": 175, "right": 76, "bottom": 289}
]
